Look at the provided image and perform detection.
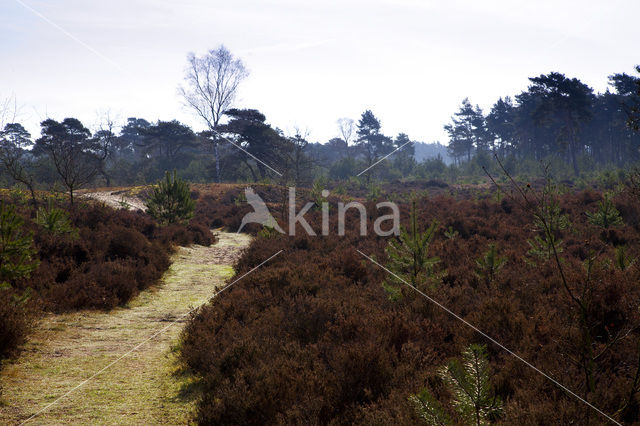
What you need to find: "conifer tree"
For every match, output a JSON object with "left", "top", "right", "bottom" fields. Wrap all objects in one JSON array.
[
  {"left": 145, "top": 170, "right": 195, "bottom": 225},
  {"left": 384, "top": 200, "right": 440, "bottom": 300},
  {"left": 0, "top": 202, "right": 38, "bottom": 288},
  {"left": 410, "top": 344, "right": 503, "bottom": 426},
  {"left": 35, "top": 200, "right": 76, "bottom": 237},
  {"left": 586, "top": 194, "right": 623, "bottom": 229},
  {"left": 475, "top": 244, "right": 507, "bottom": 284}
]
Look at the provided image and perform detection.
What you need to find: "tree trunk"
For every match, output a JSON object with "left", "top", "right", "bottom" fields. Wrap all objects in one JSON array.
[
  {"left": 244, "top": 160, "right": 258, "bottom": 182},
  {"left": 28, "top": 185, "right": 36, "bottom": 208},
  {"left": 214, "top": 140, "right": 221, "bottom": 183},
  {"left": 571, "top": 147, "right": 579, "bottom": 175},
  {"left": 257, "top": 163, "right": 266, "bottom": 181}
]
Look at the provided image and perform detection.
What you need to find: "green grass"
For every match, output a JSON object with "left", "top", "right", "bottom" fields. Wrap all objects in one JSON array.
[{"left": 0, "top": 232, "right": 250, "bottom": 425}]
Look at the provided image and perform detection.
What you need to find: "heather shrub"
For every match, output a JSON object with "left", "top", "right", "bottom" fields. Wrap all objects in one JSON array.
[
  {"left": 0, "top": 290, "right": 35, "bottom": 360},
  {"left": 0, "top": 202, "right": 37, "bottom": 361},
  {"left": 2, "top": 198, "right": 212, "bottom": 312},
  {"left": 181, "top": 188, "right": 640, "bottom": 424},
  {"left": 0, "top": 189, "right": 217, "bottom": 371},
  {"left": 106, "top": 226, "right": 149, "bottom": 260},
  {"left": 186, "top": 221, "right": 216, "bottom": 246},
  {"left": 192, "top": 184, "right": 296, "bottom": 232}
]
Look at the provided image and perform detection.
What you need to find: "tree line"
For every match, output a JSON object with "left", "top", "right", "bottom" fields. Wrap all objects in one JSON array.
[
  {"left": 445, "top": 69, "right": 640, "bottom": 174},
  {"left": 1, "top": 46, "right": 639, "bottom": 201},
  {"left": 0, "top": 107, "right": 430, "bottom": 199}
]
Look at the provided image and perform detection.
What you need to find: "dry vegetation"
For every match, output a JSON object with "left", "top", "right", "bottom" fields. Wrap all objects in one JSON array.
[
  {"left": 0, "top": 190, "right": 214, "bottom": 373},
  {"left": 179, "top": 184, "right": 640, "bottom": 424},
  {"left": 22, "top": 201, "right": 212, "bottom": 311},
  {"left": 0, "top": 232, "right": 250, "bottom": 424},
  {"left": 3, "top": 181, "right": 640, "bottom": 424}
]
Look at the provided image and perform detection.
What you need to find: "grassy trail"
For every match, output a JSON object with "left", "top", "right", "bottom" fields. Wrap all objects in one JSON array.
[{"left": 0, "top": 232, "right": 251, "bottom": 425}]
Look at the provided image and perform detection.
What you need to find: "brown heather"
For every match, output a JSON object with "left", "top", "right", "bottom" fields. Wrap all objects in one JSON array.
[
  {"left": 180, "top": 187, "right": 640, "bottom": 424},
  {"left": 0, "top": 197, "right": 215, "bottom": 362}
]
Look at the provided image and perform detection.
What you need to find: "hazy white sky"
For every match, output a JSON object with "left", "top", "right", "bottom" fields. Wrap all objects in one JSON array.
[{"left": 1, "top": 0, "right": 638, "bottom": 143}]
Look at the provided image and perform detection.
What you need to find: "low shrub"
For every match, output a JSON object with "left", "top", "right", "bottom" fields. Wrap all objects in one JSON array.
[
  {"left": 0, "top": 291, "right": 35, "bottom": 360},
  {"left": 0, "top": 190, "right": 218, "bottom": 370},
  {"left": 5, "top": 199, "right": 214, "bottom": 313},
  {"left": 181, "top": 189, "right": 640, "bottom": 424}
]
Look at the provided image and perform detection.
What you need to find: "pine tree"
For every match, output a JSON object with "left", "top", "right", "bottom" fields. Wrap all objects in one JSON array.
[
  {"left": 409, "top": 388, "right": 451, "bottom": 426},
  {"left": 614, "top": 245, "right": 636, "bottom": 271},
  {"left": 526, "top": 181, "right": 568, "bottom": 262},
  {"left": 586, "top": 194, "right": 623, "bottom": 229},
  {"left": 444, "top": 226, "right": 459, "bottom": 240},
  {"left": 35, "top": 200, "right": 76, "bottom": 237},
  {"left": 383, "top": 200, "right": 440, "bottom": 300},
  {"left": 145, "top": 170, "right": 195, "bottom": 225},
  {"left": 0, "top": 202, "right": 38, "bottom": 288},
  {"left": 475, "top": 244, "right": 507, "bottom": 284},
  {"left": 410, "top": 344, "right": 503, "bottom": 426}
]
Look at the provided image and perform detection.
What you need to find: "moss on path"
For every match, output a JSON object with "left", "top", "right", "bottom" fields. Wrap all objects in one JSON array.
[{"left": 0, "top": 232, "right": 251, "bottom": 425}]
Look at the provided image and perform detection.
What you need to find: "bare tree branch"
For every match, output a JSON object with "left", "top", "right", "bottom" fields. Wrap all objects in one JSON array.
[
  {"left": 179, "top": 46, "right": 248, "bottom": 183},
  {"left": 337, "top": 117, "right": 355, "bottom": 146}
]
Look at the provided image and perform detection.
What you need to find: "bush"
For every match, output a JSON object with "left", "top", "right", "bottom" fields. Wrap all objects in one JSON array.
[
  {"left": 586, "top": 193, "right": 623, "bottom": 229},
  {"left": 0, "top": 192, "right": 216, "bottom": 369},
  {"left": 0, "top": 291, "right": 34, "bottom": 360},
  {"left": 146, "top": 170, "right": 195, "bottom": 225},
  {"left": 28, "top": 205, "right": 173, "bottom": 311},
  {"left": 180, "top": 189, "right": 640, "bottom": 424},
  {"left": 0, "top": 201, "right": 36, "bottom": 359},
  {"left": 0, "top": 202, "right": 38, "bottom": 287},
  {"left": 0, "top": 197, "right": 213, "bottom": 312}
]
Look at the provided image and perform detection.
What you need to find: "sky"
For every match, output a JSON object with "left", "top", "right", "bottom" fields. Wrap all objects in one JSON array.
[{"left": 1, "top": 0, "right": 638, "bottom": 144}]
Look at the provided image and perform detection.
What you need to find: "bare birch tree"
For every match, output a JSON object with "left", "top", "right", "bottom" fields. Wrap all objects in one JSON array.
[
  {"left": 337, "top": 117, "right": 355, "bottom": 146},
  {"left": 179, "top": 46, "right": 248, "bottom": 182},
  {"left": 0, "top": 95, "right": 18, "bottom": 129},
  {"left": 93, "top": 113, "right": 117, "bottom": 187}
]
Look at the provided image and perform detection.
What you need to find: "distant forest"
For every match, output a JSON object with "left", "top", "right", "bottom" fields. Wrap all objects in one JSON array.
[
  {"left": 1, "top": 64, "right": 639, "bottom": 193},
  {"left": 445, "top": 70, "right": 640, "bottom": 174}
]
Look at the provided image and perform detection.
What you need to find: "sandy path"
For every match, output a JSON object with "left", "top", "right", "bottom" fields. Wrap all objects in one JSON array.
[
  {"left": 0, "top": 232, "right": 251, "bottom": 425},
  {"left": 80, "top": 190, "right": 147, "bottom": 212}
]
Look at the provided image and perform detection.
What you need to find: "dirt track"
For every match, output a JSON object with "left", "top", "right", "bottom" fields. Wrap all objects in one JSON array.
[
  {"left": 0, "top": 232, "right": 251, "bottom": 425},
  {"left": 80, "top": 190, "right": 147, "bottom": 212}
]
